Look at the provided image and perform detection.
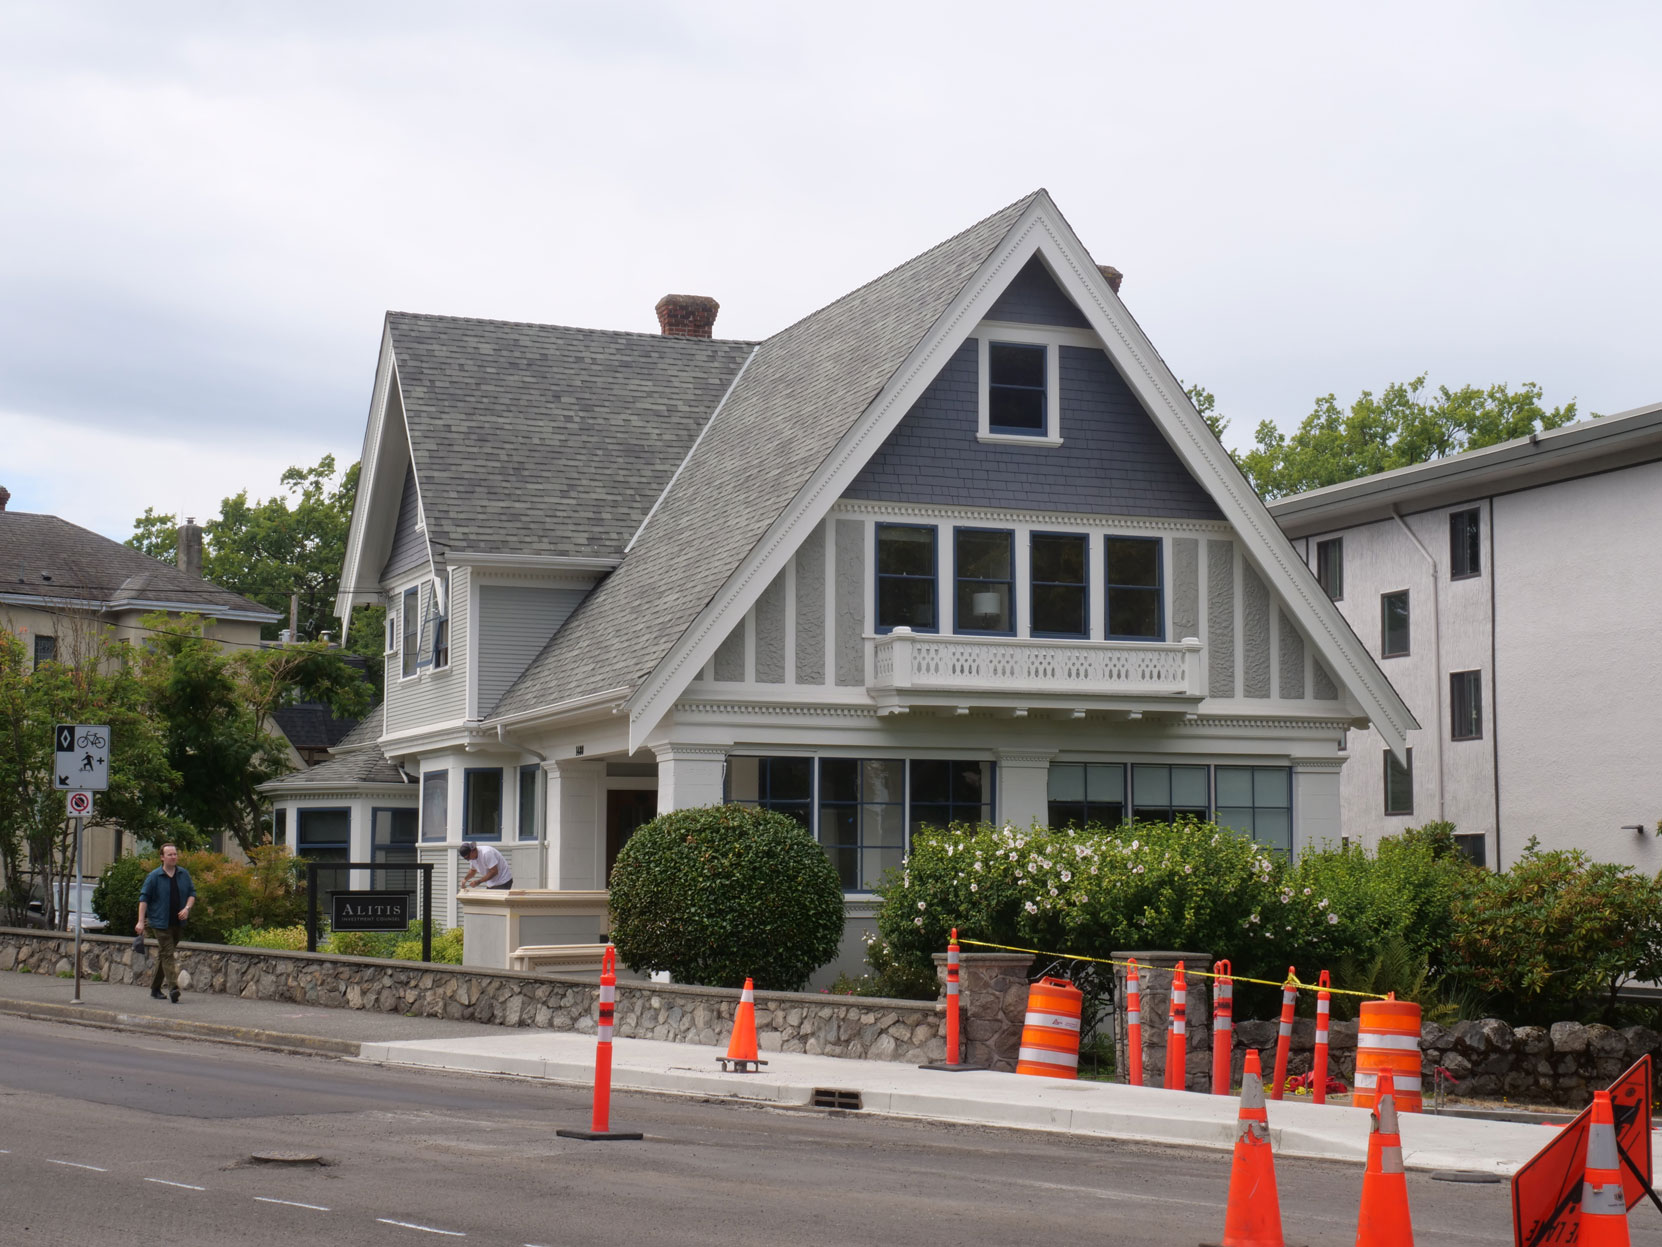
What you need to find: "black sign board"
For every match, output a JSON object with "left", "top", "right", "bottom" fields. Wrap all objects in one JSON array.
[{"left": 331, "top": 891, "right": 411, "bottom": 933}]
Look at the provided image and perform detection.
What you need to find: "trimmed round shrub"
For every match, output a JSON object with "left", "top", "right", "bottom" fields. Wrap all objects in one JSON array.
[{"left": 608, "top": 804, "right": 844, "bottom": 991}]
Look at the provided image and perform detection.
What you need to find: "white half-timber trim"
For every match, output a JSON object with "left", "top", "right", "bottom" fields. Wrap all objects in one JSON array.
[{"left": 622, "top": 192, "right": 1417, "bottom": 756}]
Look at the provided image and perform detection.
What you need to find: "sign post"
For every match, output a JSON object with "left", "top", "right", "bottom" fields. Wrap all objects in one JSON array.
[
  {"left": 55, "top": 724, "right": 108, "bottom": 1007},
  {"left": 66, "top": 791, "right": 93, "bottom": 1005}
]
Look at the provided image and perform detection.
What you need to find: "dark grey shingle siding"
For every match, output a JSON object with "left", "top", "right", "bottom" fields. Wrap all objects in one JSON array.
[{"left": 985, "top": 256, "right": 1090, "bottom": 327}]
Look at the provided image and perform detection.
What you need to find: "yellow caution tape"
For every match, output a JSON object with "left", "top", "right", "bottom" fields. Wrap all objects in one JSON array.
[{"left": 955, "top": 937, "right": 1389, "bottom": 999}]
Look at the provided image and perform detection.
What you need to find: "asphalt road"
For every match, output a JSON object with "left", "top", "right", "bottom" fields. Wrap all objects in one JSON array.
[{"left": 0, "top": 1015, "right": 1652, "bottom": 1247}]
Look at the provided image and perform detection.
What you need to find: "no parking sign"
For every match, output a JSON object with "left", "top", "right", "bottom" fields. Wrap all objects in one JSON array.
[{"left": 65, "top": 790, "right": 93, "bottom": 817}]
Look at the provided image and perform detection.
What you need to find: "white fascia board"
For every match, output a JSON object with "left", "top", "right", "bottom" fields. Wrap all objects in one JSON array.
[
  {"left": 108, "top": 599, "right": 280, "bottom": 623},
  {"left": 626, "top": 191, "right": 1415, "bottom": 759},
  {"left": 446, "top": 552, "right": 620, "bottom": 572},
  {"left": 335, "top": 326, "right": 413, "bottom": 623}
]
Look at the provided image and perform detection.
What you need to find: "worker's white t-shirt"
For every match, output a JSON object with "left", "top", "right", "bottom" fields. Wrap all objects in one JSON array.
[{"left": 472, "top": 844, "right": 512, "bottom": 888}]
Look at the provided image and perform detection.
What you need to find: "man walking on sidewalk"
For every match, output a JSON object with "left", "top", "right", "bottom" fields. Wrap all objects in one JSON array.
[{"left": 136, "top": 844, "right": 195, "bottom": 1003}]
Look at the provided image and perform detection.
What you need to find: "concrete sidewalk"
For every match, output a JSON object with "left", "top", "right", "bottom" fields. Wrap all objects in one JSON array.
[{"left": 0, "top": 968, "right": 1553, "bottom": 1175}]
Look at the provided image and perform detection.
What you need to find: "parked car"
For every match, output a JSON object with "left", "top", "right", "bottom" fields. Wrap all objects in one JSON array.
[{"left": 25, "top": 879, "right": 107, "bottom": 932}]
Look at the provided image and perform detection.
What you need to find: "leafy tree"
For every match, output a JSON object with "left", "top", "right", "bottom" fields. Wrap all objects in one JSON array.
[
  {"left": 1185, "top": 383, "right": 1228, "bottom": 442},
  {"left": 1237, "top": 376, "right": 1579, "bottom": 499}
]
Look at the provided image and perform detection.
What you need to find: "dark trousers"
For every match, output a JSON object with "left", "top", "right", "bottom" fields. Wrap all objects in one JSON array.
[{"left": 150, "top": 927, "right": 182, "bottom": 992}]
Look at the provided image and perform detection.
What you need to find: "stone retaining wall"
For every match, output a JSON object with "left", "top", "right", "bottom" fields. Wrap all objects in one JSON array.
[{"left": 0, "top": 929, "right": 947, "bottom": 1064}]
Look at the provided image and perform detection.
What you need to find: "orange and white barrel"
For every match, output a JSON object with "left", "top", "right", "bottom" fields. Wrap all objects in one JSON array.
[
  {"left": 1016, "top": 977, "right": 1083, "bottom": 1079},
  {"left": 1354, "top": 996, "right": 1423, "bottom": 1114}
]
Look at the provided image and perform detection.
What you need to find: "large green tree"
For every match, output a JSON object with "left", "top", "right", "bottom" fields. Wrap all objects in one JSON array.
[{"left": 1233, "top": 376, "right": 1580, "bottom": 500}]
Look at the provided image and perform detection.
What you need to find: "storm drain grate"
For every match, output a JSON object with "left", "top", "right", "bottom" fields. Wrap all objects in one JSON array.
[{"left": 812, "top": 1088, "right": 862, "bottom": 1111}]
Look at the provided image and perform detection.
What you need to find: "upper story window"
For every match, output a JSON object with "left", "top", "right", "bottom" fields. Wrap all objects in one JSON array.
[
  {"left": 401, "top": 586, "right": 420, "bottom": 678},
  {"left": 431, "top": 572, "right": 451, "bottom": 669},
  {"left": 978, "top": 334, "right": 1062, "bottom": 445},
  {"left": 876, "top": 523, "right": 937, "bottom": 633},
  {"left": 385, "top": 607, "right": 398, "bottom": 655},
  {"left": 1384, "top": 748, "right": 1414, "bottom": 816},
  {"left": 1449, "top": 509, "right": 1481, "bottom": 579},
  {"left": 1105, "top": 537, "right": 1163, "bottom": 640},
  {"left": 1031, "top": 532, "right": 1088, "bottom": 638},
  {"left": 1316, "top": 537, "right": 1344, "bottom": 601},
  {"left": 1450, "top": 669, "right": 1482, "bottom": 740},
  {"left": 1381, "top": 590, "right": 1410, "bottom": 658},
  {"left": 954, "top": 528, "right": 1015, "bottom": 634}
]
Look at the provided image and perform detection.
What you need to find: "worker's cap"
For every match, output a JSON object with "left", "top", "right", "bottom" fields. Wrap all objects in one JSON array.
[{"left": 458, "top": 842, "right": 478, "bottom": 858}]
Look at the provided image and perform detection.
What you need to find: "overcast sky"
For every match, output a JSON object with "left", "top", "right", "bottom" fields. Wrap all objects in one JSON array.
[{"left": 3, "top": 2, "right": 1657, "bottom": 542}]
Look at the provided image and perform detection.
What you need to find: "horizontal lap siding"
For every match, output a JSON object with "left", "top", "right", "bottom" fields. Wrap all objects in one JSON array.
[{"left": 477, "top": 584, "right": 588, "bottom": 716}]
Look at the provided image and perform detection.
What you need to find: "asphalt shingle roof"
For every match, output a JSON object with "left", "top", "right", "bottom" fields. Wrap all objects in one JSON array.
[
  {"left": 388, "top": 315, "right": 756, "bottom": 561},
  {"left": 0, "top": 511, "right": 278, "bottom": 619},
  {"left": 331, "top": 703, "right": 384, "bottom": 752},
  {"left": 488, "top": 192, "right": 1040, "bottom": 719},
  {"left": 258, "top": 747, "right": 410, "bottom": 790},
  {"left": 270, "top": 703, "right": 359, "bottom": 751}
]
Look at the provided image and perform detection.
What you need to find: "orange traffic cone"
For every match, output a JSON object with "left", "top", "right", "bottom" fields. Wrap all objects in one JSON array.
[
  {"left": 1577, "top": 1090, "right": 1631, "bottom": 1246},
  {"left": 1209, "top": 1048, "right": 1287, "bottom": 1247},
  {"left": 1356, "top": 1069, "right": 1414, "bottom": 1246},
  {"left": 716, "top": 977, "right": 767, "bottom": 1072}
]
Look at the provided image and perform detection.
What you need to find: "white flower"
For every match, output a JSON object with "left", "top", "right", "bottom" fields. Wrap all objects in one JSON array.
[
  {"left": 1060, "top": 870, "right": 1072, "bottom": 883},
  {"left": 1250, "top": 913, "right": 1260, "bottom": 924},
  {"left": 1318, "top": 898, "right": 1329, "bottom": 909},
  {"left": 1184, "top": 864, "right": 1193, "bottom": 874},
  {"left": 914, "top": 917, "right": 924, "bottom": 927},
  {"left": 1049, "top": 887, "right": 1058, "bottom": 897},
  {"left": 1327, "top": 913, "right": 1340, "bottom": 925},
  {"left": 1133, "top": 865, "right": 1145, "bottom": 875},
  {"left": 1130, "top": 839, "right": 1140, "bottom": 850},
  {"left": 1302, "top": 887, "right": 1313, "bottom": 896},
  {"left": 970, "top": 882, "right": 979, "bottom": 892},
  {"left": 1024, "top": 900, "right": 1038, "bottom": 914},
  {"left": 917, "top": 901, "right": 927, "bottom": 911}
]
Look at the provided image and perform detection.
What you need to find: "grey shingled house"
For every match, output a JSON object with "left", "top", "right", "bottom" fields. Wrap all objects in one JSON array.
[{"left": 329, "top": 190, "right": 1413, "bottom": 983}]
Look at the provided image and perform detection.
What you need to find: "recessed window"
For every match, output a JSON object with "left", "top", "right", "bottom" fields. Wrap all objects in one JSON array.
[
  {"left": 988, "top": 342, "right": 1048, "bottom": 434},
  {"left": 420, "top": 770, "right": 448, "bottom": 843},
  {"left": 1450, "top": 509, "right": 1481, "bottom": 579},
  {"left": 1031, "top": 532, "right": 1088, "bottom": 638},
  {"left": 1216, "top": 767, "right": 1293, "bottom": 855},
  {"left": 1381, "top": 590, "right": 1410, "bottom": 658},
  {"left": 432, "top": 572, "right": 450, "bottom": 669},
  {"left": 1047, "top": 762, "right": 1125, "bottom": 829},
  {"left": 385, "top": 608, "right": 398, "bottom": 655},
  {"left": 32, "top": 634, "right": 55, "bottom": 666},
  {"left": 1454, "top": 833, "right": 1487, "bottom": 869},
  {"left": 1131, "top": 764, "right": 1209, "bottom": 823},
  {"left": 818, "top": 758, "right": 905, "bottom": 891},
  {"left": 909, "top": 760, "right": 994, "bottom": 833},
  {"left": 727, "top": 756, "right": 813, "bottom": 831},
  {"left": 464, "top": 768, "right": 503, "bottom": 841},
  {"left": 517, "top": 764, "right": 540, "bottom": 841},
  {"left": 1450, "top": 670, "right": 1482, "bottom": 740},
  {"left": 401, "top": 586, "right": 420, "bottom": 678},
  {"left": 1384, "top": 749, "right": 1414, "bottom": 816},
  {"left": 1316, "top": 538, "right": 1344, "bottom": 601},
  {"left": 1106, "top": 537, "right": 1163, "bottom": 640},
  {"left": 954, "top": 528, "right": 1015, "bottom": 634},
  {"left": 876, "top": 524, "right": 937, "bottom": 632}
]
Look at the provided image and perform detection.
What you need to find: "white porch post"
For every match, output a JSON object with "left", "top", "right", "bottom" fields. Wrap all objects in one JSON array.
[
  {"left": 995, "top": 749, "right": 1056, "bottom": 829},
  {"left": 544, "top": 757, "right": 606, "bottom": 890},
  {"left": 1290, "top": 756, "right": 1345, "bottom": 856},
  {"left": 652, "top": 744, "right": 728, "bottom": 812}
]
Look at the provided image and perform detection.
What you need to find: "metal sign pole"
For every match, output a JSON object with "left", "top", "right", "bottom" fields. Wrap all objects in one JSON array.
[{"left": 71, "top": 814, "right": 83, "bottom": 1004}]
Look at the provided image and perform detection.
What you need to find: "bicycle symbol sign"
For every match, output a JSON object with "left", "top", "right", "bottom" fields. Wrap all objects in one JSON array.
[{"left": 54, "top": 723, "right": 110, "bottom": 792}]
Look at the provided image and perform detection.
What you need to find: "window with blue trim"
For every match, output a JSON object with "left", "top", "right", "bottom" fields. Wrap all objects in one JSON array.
[
  {"left": 420, "top": 771, "right": 447, "bottom": 842},
  {"left": 463, "top": 767, "right": 503, "bottom": 841},
  {"left": 1131, "top": 764, "right": 1209, "bottom": 823},
  {"left": 909, "top": 760, "right": 994, "bottom": 833},
  {"left": 1047, "top": 762, "right": 1124, "bottom": 828},
  {"left": 876, "top": 524, "right": 937, "bottom": 632},
  {"left": 1031, "top": 532, "right": 1088, "bottom": 637},
  {"left": 1215, "top": 767, "right": 1292, "bottom": 854},
  {"left": 726, "top": 756, "right": 813, "bottom": 831},
  {"left": 819, "top": 759, "right": 905, "bottom": 891},
  {"left": 954, "top": 528, "right": 1014, "bottom": 634},
  {"left": 988, "top": 342, "right": 1047, "bottom": 434},
  {"left": 518, "top": 764, "right": 540, "bottom": 840},
  {"left": 1105, "top": 537, "right": 1163, "bottom": 640}
]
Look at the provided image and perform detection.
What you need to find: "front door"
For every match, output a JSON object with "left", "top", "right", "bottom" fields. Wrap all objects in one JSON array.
[{"left": 605, "top": 789, "right": 658, "bottom": 883}]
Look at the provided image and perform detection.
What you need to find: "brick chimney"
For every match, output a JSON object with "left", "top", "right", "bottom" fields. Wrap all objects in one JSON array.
[
  {"left": 177, "top": 517, "right": 203, "bottom": 578},
  {"left": 655, "top": 294, "right": 720, "bottom": 338},
  {"left": 0, "top": 485, "right": 9, "bottom": 512},
  {"left": 1098, "top": 265, "right": 1124, "bottom": 295}
]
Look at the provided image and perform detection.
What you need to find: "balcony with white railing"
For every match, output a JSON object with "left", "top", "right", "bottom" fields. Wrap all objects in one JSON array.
[{"left": 869, "top": 628, "right": 1204, "bottom": 714}]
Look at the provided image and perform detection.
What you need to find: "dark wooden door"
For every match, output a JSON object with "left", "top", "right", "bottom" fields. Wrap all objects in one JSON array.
[{"left": 605, "top": 789, "right": 658, "bottom": 883}]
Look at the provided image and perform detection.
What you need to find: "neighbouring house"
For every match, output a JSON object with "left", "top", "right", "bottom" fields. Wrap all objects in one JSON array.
[
  {"left": 0, "top": 490, "right": 281, "bottom": 874},
  {"left": 1268, "top": 398, "right": 1662, "bottom": 872},
  {"left": 329, "top": 190, "right": 1416, "bottom": 982}
]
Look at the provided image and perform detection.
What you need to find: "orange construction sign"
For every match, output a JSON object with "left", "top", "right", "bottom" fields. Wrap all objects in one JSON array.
[{"left": 1512, "top": 1054, "right": 1654, "bottom": 1246}]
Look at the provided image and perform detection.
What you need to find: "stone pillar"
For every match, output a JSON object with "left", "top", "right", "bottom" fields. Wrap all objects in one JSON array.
[
  {"left": 544, "top": 757, "right": 605, "bottom": 890},
  {"left": 936, "top": 950, "right": 1032, "bottom": 1071},
  {"left": 993, "top": 749, "right": 1056, "bottom": 829},
  {"left": 1113, "top": 949, "right": 1211, "bottom": 1092},
  {"left": 652, "top": 743, "right": 727, "bottom": 812}
]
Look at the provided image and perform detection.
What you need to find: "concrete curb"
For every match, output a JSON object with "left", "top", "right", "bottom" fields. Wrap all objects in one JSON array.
[{"left": 0, "top": 995, "right": 360, "bottom": 1057}]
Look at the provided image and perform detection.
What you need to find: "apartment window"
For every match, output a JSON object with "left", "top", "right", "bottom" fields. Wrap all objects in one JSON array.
[
  {"left": 955, "top": 528, "right": 1015, "bottom": 634},
  {"left": 1316, "top": 538, "right": 1344, "bottom": 601},
  {"left": 1450, "top": 670, "right": 1482, "bottom": 740},
  {"left": 875, "top": 524, "right": 937, "bottom": 632},
  {"left": 32, "top": 634, "right": 56, "bottom": 666},
  {"left": 1031, "top": 532, "right": 1088, "bottom": 638},
  {"left": 1047, "top": 762, "right": 1125, "bottom": 829},
  {"left": 517, "top": 764, "right": 540, "bottom": 841},
  {"left": 909, "top": 760, "right": 994, "bottom": 833},
  {"left": 1106, "top": 538, "right": 1163, "bottom": 640},
  {"left": 1384, "top": 749, "right": 1414, "bottom": 816},
  {"left": 1381, "top": 590, "right": 1410, "bottom": 658},
  {"left": 727, "top": 756, "right": 813, "bottom": 831},
  {"left": 987, "top": 342, "right": 1048, "bottom": 435},
  {"left": 401, "top": 586, "right": 420, "bottom": 677},
  {"left": 1131, "top": 764, "right": 1210, "bottom": 823},
  {"left": 1450, "top": 509, "right": 1481, "bottom": 579},
  {"left": 463, "top": 768, "right": 503, "bottom": 841},
  {"left": 1215, "top": 767, "right": 1293, "bottom": 854},
  {"left": 420, "top": 770, "right": 448, "bottom": 842},
  {"left": 1455, "top": 834, "right": 1487, "bottom": 869},
  {"left": 819, "top": 759, "right": 906, "bottom": 891}
]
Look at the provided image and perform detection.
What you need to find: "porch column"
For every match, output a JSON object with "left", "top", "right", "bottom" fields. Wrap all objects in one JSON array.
[
  {"left": 995, "top": 749, "right": 1056, "bottom": 830},
  {"left": 544, "top": 757, "right": 606, "bottom": 890},
  {"left": 652, "top": 743, "right": 727, "bottom": 812},
  {"left": 1290, "top": 756, "right": 1344, "bottom": 856}
]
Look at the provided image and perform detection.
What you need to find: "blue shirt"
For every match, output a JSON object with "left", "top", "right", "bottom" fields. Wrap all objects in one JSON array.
[{"left": 139, "top": 866, "right": 196, "bottom": 930}]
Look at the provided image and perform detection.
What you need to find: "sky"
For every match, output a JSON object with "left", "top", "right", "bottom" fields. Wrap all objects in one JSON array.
[{"left": 2, "top": 2, "right": 1658, "bottom": 542}]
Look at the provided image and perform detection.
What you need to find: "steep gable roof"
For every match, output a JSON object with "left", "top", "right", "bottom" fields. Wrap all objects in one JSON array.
[
  {"left": 0, "top": 511, "right": 277, "bottom": 621},
  {"left": 487, "top": 192, "right": 1044, "bottom": 723},
  {"left": 388, "top": 314, "right": 756, "bottom": 562}
]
